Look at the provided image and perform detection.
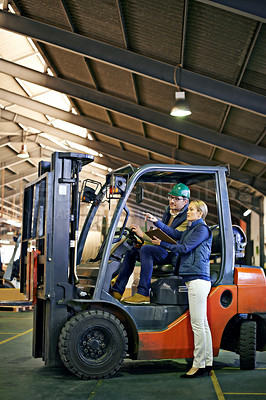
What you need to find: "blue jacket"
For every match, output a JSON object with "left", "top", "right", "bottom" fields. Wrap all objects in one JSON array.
[{"left": 155, "top": 218, "right": 212, "bottom": 278}]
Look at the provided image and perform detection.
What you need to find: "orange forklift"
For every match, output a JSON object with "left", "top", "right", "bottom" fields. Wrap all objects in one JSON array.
[{"left": 20, "top": 152, "right": 266, "bottom": 379}]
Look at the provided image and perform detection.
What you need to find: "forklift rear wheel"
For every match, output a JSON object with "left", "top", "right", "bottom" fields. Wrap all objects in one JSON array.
[
  {"left": 239, "top": 320, "right": 256, "bottom": 370},
  {"left": 58, "top": 310, "right": 128, "bottom": 379}
]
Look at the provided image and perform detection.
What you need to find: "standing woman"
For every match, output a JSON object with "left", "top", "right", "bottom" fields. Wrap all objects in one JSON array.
[{"left": 146, "top": 200, "right": 213, "bottom": 378}]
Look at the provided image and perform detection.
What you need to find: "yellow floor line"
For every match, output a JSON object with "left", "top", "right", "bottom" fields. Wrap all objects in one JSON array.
[
  {"left": 0, "top": 328, "right": 32, "bottom": 344},
  {"left": 0, "top": 317, "right": 33, "bottom": 319},
  {"left": 210, "top": 371, "right": 225, "bottom": 400},
  {"left": 223, "top": 367, "right": 266, "bottom": 370},
  {"left": 223, "top": 394, "right": 266, "bottom": 396},
  {"left": 87, "top": 380, "right": 103, "bottom": 399},
  {"left": 0, "top": 333, "right": 26, "bottom": 334}
]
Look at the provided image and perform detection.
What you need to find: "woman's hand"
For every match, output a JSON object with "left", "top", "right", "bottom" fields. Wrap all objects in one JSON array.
[
  {"left": 145, "top": 213, "right": 158, "bottom": 223},
  {"left": 130, "top": 224, "right": 144, "bottom": 238},
  {"left": 151, "top": 236, "right": 161, "bottom": 246}
]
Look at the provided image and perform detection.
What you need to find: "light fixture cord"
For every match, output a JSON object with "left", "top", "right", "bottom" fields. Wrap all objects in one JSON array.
[
  {"left": 174, "top": 0, "right": 189, "bottom": 90},
  {"left": 180, "top": 0, "right": 189, "bottom": 69},
  {"left": 22, "top": 129, "right": 28, "bottom": 144},
  {"left": 174, "top": 64, "right": 181, "bottom": 91}
]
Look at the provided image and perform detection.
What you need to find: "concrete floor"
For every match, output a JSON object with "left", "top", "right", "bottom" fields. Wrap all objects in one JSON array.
[{"left": 1, "top": 310, "right": 266, "bottom": 400}]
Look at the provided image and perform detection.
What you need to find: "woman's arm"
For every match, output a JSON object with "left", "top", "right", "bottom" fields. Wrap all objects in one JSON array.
[{"left": 159, "top": 224, "right": 210, "bottom": 254}]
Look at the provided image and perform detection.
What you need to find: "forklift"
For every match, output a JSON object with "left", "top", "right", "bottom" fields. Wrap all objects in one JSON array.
[{"left": 20, "top": 152, "right": 266, "bottom": 379}]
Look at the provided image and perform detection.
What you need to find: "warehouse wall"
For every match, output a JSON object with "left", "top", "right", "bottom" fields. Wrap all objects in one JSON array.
[{"left": 250, "top": 211, "right": 260, "bottom": 267}]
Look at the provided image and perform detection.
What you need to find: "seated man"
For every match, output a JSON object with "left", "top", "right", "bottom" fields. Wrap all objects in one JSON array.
[{"left": 111, "top": 183, "right": 190, "bottom": 303}]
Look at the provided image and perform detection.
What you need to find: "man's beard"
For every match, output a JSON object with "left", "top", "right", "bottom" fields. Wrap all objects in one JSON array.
[{"left": 170, "top": 208, "right": 180, "bottom": 216}]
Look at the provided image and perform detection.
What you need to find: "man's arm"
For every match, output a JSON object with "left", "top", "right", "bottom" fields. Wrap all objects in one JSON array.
[{"left": 154, "top": 220, "right": 183, "bottom": 240}]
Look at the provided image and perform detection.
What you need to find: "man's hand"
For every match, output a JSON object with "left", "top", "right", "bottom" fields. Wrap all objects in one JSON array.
[
  {"left": 151, "top": 236, "right": 161, "bottom": 246},
  {"left": 144, "top": 213, "right": 158, "bottom": 223},
  {"left": 130, "top": 224, "right": 144, "bottom": 238}
]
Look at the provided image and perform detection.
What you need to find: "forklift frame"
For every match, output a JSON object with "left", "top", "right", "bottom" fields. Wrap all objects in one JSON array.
[{"left": 20, "top": 152, "right": 266, "bottom": 377}]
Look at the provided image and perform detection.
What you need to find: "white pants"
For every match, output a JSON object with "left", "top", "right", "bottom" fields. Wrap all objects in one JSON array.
[{"left": 186, "top": 279, "right": 213, "bottom": 368}]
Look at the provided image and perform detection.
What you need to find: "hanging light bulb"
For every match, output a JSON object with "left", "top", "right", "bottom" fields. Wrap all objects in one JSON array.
[
  {"left": 170, "top": 91, "right": 191, "bottom": 117},
  {"left": 243, "top": 209, "right": 251, "bottom": 217},
  {"left": 17, "top": 129, "right": 29, "bottom": 158},
  {"left": 17, "top": 143, "right": 29, "bottom": 158}
]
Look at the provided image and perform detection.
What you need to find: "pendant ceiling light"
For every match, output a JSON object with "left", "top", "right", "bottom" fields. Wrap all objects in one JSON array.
[
  {"left": 17, "top": 143, "right": 29, "bottom": 158},
  {"left": 17, "top": 130, "right": 29, "bottom": 158},
  {"left": 170, "top": 0, "right": 191, "bottom": 118},
  {"left": 170, "top": 91, "right": 191, "bottom": 117}
]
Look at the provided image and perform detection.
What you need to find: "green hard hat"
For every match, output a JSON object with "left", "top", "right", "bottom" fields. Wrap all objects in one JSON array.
[{"left": 168, "top": 183, "right": 190, "bottom": 199}]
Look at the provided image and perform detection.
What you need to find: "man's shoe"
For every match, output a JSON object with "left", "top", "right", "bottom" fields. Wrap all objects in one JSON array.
[
  {"left": 123, "top": 293, "right": 150, "bottom": 304},
  {"left": 111, "top": 291, "right": 122, "bottom": 301}
]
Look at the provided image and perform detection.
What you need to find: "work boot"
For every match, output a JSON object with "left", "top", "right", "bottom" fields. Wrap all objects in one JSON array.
[
  {"left": 123, "top": 293, "right": 150, "bottom": 304},
  {"left": 111, "top": 290, "right": 122, "bottom": 301}
]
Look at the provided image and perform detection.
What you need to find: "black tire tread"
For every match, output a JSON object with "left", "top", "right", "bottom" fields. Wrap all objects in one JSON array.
[
  {"left": 58, "top": 310, "right": 128, "bottom": 379},
  {"left": 239, "top": 320, "right": 256, "bottom": 370}
]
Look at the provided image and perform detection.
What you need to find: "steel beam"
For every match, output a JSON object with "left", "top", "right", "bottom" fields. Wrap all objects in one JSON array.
[
  {"left": 0, "top": 136, "right": 13, "bottom": 148},
  {"left": 0, "top": 107, "right": 156, "bottom": 162},
  {"left": 1, "top": 103, "right": 265, "bottom": 196},
  {"left": 196, "top": 0, "right": 266, "bottom": 22},
  {"left": 0, "top": 77, "right": 265, "bottom": 165},
  {"left": 31, "top": 135, "right": 113, "bottom": 170},
  {"left": 0, "top": 134, "right": 114, "bottom": 172},
  {"left": 0, "top": 168, "right": 36, "bottom": 187},
  {"left": 0, "top": 156, "right": 27, "bottom": 170},
  {"left": 0, "top": 11, "right": 265, "bottom": 116},
  {"left": 0, "top": 148, "right": 44, "bottom": 170},
  {"left": 1, "top": 150, "right": 262, "bottom": 218}
]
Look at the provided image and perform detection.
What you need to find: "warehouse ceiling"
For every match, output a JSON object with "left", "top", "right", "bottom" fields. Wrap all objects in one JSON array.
[{"left": 0, "top": 0, "right": 265, "bottom": 236}]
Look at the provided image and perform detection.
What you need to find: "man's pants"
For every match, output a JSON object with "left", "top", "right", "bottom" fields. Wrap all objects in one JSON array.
[
  {"left": 185, "top": 279, "right": 213, "bottom": 368},
  {"left": 112, "top": 245, "right": 172, "bottom": 296}
]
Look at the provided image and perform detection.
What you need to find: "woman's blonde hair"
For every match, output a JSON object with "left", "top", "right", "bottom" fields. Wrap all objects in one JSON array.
[{"left": 191, "top": 200, "right": 208, "bottom": 220}]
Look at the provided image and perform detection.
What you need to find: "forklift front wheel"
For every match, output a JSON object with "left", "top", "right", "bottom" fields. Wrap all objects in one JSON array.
[
  {"left": 58, "top": 310, "right": 128, "bottom": 379},
  {"left": 239, "top": 320, "right": 256, "bottom": 370}
]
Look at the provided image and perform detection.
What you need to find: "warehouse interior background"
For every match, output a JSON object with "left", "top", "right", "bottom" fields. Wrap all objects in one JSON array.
[{"left": 0, "top": 0, "right": 265, "bottom": 269}]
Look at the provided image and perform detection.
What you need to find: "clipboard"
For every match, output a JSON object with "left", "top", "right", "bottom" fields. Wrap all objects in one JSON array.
[{"left": 145, "top": 228, "right": 177, "bottom": 244}]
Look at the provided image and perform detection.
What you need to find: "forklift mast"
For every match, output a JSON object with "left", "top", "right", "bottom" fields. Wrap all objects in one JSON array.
[{"left": 20, "top": 152, "right": 93, "bottom": 365}]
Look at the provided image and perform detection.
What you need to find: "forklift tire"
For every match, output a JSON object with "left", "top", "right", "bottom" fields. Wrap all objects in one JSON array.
[
  {"left": 239, "top": 320, "right": 256, "bottom": 370},
  {"left": 58, "top": 310, "right": 128, "bottom": 379}
]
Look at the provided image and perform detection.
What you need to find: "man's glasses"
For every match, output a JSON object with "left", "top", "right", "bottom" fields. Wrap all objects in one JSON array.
[{"left": 168, "top": 195, "right": 186, "bottom": 202}]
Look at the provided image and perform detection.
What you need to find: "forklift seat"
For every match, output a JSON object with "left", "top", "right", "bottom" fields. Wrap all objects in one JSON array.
[
  {"left": 209, "top": 224, "right": 247, "bottom": 260},
  {"left": 152, "top": 263, "right": 174, "bottom": 278}
]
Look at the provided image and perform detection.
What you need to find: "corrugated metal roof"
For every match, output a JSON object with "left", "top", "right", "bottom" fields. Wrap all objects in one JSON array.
[{"left": 0, "top": 0, "right": 265, "bottom": 236}]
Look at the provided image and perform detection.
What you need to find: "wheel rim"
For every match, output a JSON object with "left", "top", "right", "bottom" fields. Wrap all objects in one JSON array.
[{"left": 78, "top": 326, "right": 113, "bottom": 365}]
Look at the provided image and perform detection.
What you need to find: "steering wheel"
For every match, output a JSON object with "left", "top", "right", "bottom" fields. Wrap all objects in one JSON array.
[
  {"left": 122, "top": 227, "right": 144, "bottom": 246},
  {"left": 89, "top": 227, "right": 143, "bottom": 262}
]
